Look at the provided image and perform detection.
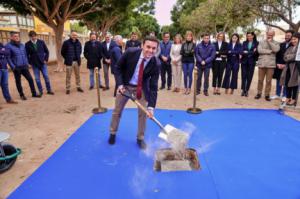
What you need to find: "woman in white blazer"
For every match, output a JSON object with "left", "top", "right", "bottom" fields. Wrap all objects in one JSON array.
[{"left": 170, "top": 34, "right": 183, "bottom": 92}]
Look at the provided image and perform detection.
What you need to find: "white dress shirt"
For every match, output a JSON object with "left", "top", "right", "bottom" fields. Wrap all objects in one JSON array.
[{"left": 129, "top": 53, "right": 150, "bottom": 85}]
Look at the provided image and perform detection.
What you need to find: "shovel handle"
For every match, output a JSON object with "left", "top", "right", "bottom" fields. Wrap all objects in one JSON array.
[{"left": 121, "top": 90, "right": 167, "bottom": 134}]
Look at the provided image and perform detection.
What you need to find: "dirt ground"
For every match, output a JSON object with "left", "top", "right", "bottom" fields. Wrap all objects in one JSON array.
[{"left": 0, "top": 63, "right": 299, "bottom": 198}]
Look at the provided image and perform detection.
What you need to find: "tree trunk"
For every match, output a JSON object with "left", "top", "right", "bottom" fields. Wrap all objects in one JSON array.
[{"left": 53, "top": 24, "right": 65, "bottom": 72}]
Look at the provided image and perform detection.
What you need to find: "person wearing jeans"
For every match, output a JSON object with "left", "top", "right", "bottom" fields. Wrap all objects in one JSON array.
[
  {"left": 272, "top": 30, "right": 294, "bottom": 100},
  {"left": 195, "top": 34, "right": 216, "bottom": 96},
  {"left": 84, "top": 32, "right": 103, "bottom": 90},
  {"left": 0, "top": 43, "right": 17, "bottom": 104},
  {"left": 6, "top": 32, "right": 41, "bottom": 100},
  {"left": 25, "top": 31, "right": 54, "bottom": 96},
  {"left": 180, "top": 31, "right": 196, "bottom": 95}
]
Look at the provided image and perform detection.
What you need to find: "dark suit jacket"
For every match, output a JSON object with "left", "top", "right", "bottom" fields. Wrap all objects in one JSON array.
[
  {"left": 213, "top": 41, "right": 228, "bottom": 61},
  {"left": 84, "top": 40, "right": 102, "bottom": 69},
  {"left": 241, "top": 41, "right": 259, "bottom": 65},
  {"left": 110, "top": 45, "right": 122, "bottom": 75},
  {"left": 25, "top": 39, "right": 49, "bottom": 67},
  {"left": 227, "top": 42, "right": 242, "bottom": 64},
  {"left": 274, "top": 42, "right": 290, "bottom": 79},
  {"left": 125, "top": 40, "right": 141, "bottom": 50},
  {"left": 114, "top": 48, "right": 160, "bottom": 108},
  {"left": 102, "top": 40, "right": 117, "bottom": 64}
]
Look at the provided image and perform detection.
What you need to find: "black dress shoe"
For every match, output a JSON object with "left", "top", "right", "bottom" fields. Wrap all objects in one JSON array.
[
  {"left": 254, "top": 94, "right": 261, "bottom": 99},
  {"left": 20, "top": 95, "right": 27, "bottom": 100},
  {"left": 265, "top": 95, "right": 271, "bottom": 101},
  {"left": 159, "top": 86, "right": 165, "bottom": 90},
  {"left": 89, "top": 86, "right": 94, "bottom": 90},
  {"left": 137, "top": 139, "right": 147, "bottom": 149},
  {"left": 204, "top": 91, "right": 209, "bottom": 96},
  {"left": 100, "top": 85, "right": 105, "bottom": 89},
  {"left": 66, "top": 90, "right": 70, "bottom": 95},
  {"left": 196, "top": 91, "right": 200, "bottom": 95},
  {"left": 241, "top": 91, "right": 245, "bottom": 96},
  {"left": 245, "top": 91, "right": 249, "bottom": 97},
  {"left": 32, "top": 94, "right": 41, "bottom": 98},
  {"left": 77, "top": 87, "right": 84, "bottom": 92},
  {"left": 47, "top": 91, "right": 55, "bottom": 95},
  {"left": 108, "top": 134, "right": 116, "bottom": 145},
  {"left": 167, "top": 87, "right": 171, "bottom": 90}
]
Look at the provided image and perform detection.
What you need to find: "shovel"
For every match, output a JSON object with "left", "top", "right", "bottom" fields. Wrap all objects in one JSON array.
[{"left": 121, "top": 90, "right": 189, "bottom": 146}]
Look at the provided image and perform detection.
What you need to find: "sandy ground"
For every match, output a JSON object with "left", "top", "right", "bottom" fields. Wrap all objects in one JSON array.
[{"left": 0, "top": 62, "right": 299, "bottom": 198}]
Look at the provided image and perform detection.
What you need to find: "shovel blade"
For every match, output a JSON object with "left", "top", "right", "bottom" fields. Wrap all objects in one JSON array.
[{"left": 158, "top": 124, "right": 189, "bottom": 146}]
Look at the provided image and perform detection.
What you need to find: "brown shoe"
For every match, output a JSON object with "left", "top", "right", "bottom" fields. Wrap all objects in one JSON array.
[{"left": 7, "top": 100, "right": 18, "bottom": 104}]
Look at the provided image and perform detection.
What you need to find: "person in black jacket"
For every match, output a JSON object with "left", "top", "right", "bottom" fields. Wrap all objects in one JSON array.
[
  {"left": 84, "top": 32, "right": 104, "bottom": 90},
  {"left": 109, "top": 36, "right": 160, "bottom": 149},
  {"left": 61, "top": 31, "right": 84, "bottom": 94},
  {"left": 180, "top": 31, "right": 196, "bottom": 95},
  {"left": 212, "top": 32, "right": 228, "bottom": 95},
  {"left": 271, "top": 30, "right": 294, "bottom": 100},
  {"left": 25, "top": 31, "right": 54, "bottom": 96},
  {"left": 125, "top": 32, "right": 141, "bottom": 50}
]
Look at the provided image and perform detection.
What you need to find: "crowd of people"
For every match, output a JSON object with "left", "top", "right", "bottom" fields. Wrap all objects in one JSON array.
[{"left": 0, "top": 29, "right": 300, "bottom": 110}]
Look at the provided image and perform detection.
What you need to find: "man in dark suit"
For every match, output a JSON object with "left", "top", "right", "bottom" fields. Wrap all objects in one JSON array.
[
  {"left": 159, "top": 32, "right": 173, "bottom": 90},
  {"left": 271, "top": 30, "right": 294, "bottom": 100},
  {"left": 110, "top": 35, "right": 123, "bottom": 97},
  {"left": 84, "top": 32, "right": 104, "bottom": 90},
  {"left": 125, "top": 32, "right": 141, "bottom": 50},
  {"left": 101, "top": 33, "right": 117, "bottom": 90},
  {"left": 108, "top": 36, "right": 160, "bottom": 150},
  {"left": 25, "top": 31, "right": 54, "bottom": 96}
]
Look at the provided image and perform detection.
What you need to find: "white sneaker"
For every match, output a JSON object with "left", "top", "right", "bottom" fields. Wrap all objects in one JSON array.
[{"left": 270, "top": 95, "right": 279, "bottom": 100}]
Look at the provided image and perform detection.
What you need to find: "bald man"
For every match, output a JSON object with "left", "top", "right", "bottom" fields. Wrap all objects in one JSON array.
[{"left": 255, "top": 29, "right": 280, "bottom": 101}]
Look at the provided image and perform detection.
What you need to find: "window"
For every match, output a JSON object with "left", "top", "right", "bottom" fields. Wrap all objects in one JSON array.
[{"left": 0, "top": 31, "right": 11, "bottom": 44}]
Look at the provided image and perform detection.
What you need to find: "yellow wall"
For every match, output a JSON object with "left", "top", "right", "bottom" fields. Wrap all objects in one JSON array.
[{"left": 34, "top": 17, "right": 71, "bottom": 35}]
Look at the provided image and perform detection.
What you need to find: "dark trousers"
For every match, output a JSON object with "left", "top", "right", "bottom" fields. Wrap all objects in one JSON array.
[
  {"left": 160, "top": 62, "right": 172, "bottom": 88},
  {"left": 197, "top": 67, "right": 210, "bottom": 92},
  {"left": 13, "top": 68, "right": 37, "bottom": 97},
  {"left": 222, "top": 62, "right": 239, "bottom": 89},
  {"left": 241, "top": 62, "right": 255, "bottom": 92},
  {"left": 286, "top": 86, "right": 298, "bottom": 100},
  {"left": 212, "top": 60, "right": 226, "bottom": 88}
]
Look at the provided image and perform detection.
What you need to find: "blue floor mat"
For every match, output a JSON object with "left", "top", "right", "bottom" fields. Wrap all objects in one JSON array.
[{"left": 8, "top": 109, "right": 300, "bottom": 199}]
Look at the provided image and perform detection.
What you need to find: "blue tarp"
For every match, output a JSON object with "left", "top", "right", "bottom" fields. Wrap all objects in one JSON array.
[{"left": 8, "top": 109, "right": 300, "bottom": 199}]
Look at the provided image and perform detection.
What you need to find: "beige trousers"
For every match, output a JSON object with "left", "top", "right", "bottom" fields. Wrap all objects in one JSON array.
[
  {"left": 110, "top": 86, "right": 147, "bottom": 140},
  {"left": 172, "top": 62, "right": 182, "bottom": 88},
  {"left": 257, "top": 67, "right": 274, "bottom": 96},
  {"left": 66, "top": 61, "right": 81, "bottom": 91}
]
